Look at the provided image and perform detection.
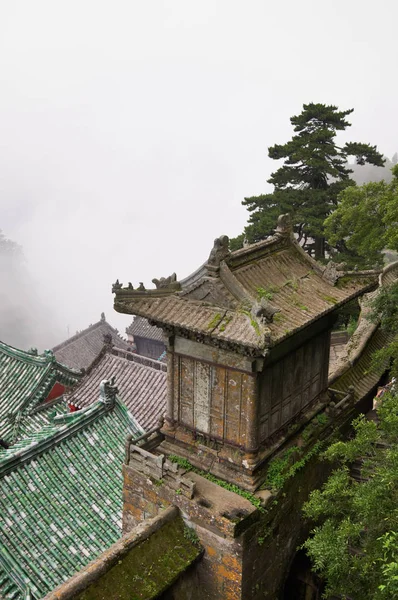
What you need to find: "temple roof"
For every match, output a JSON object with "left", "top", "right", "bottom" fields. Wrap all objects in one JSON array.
[
  {"left": 0, "top": 393, "right": 142, "bottom": 600},
  {"left": 52, "top": 314, "right": 128, "bottom": 370},
  {"left": 67, "top": 348, "right": 167, "bottom": 430},
  {"left": 329, "top": 261, "right": 398, "bottom": 398},
  {"left": 113, "top": 216, "right": 379, "bottom": 356},
  {"left": 0, "top": 341, "right": 82, "bottom": 444},
  {"left": 126, "top": 315, "right": 164, "bottom": 342}
]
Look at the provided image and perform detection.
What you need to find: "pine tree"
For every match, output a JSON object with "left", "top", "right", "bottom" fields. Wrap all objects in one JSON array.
[{"left": 232, "top": 104, "right": 385, "bottom": 259}]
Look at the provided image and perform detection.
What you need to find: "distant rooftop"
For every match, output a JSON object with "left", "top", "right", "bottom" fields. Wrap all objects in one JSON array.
[
  {"left": 126, "top": 315, "right": 164, "bottom": 342},
  {"left": 68, "top": 348, "right": 167, "bottom": 430},
  {"left": 52, "top": 313, "right": 128, "bottom": 371}
]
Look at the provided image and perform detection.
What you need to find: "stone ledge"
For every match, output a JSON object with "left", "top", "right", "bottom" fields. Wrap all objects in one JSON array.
[{"left": 43, "top": 506, "right": 178, "bottom": 600}]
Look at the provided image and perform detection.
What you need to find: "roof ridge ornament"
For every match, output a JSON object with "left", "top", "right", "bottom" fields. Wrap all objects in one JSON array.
[
  {"left": 251, "top": 298, "right": 281, "bottom": 324},
  {"left": 112, "top": 279, "right": 123, "bottom": 293},
  {"left": 152, "top": 272, "right": 181, "bottom": 291},
  {"left": 275, "top": 213, "right": 293, "bottom": 237},
  {"left": 43, "top": 349, "right": 55, "bottom": 362},
  {"left": 322, "top": 261, "right": 344, "bottom": 285},
  {"left": 206, "top": 235, "right": 230, "bottom": 277},
  {"left": 99, "top": 376, "right": 118, "bottom": 408}
]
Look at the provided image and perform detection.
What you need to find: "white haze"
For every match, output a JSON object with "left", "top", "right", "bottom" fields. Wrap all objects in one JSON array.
[{"left": 0, "top": 0, "right": 397, "bottom": 349}]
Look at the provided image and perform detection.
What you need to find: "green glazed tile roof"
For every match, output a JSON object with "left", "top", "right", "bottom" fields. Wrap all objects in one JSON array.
[
  {"left": 15, "top": 399, "right": 69, "bottom": 442},
  {"left": 0, "top": 396, "right": 143, "bottom": 600},
  {"left": 0, "top": 341, "right": 82, "bottom": 444},
  {"left": 0, "top": 565, "right": 20, "bottom": 599}
]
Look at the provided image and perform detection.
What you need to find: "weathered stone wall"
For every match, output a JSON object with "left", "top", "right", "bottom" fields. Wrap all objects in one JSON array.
[
  {"left": 172, "top": 353, "right": 257, "bottom": 449},
  {"left": 123, "top": 404, "right": 369, "bottom": 600},
  {"left": 123, "top": 456, "right": 258, "bottom": 599},
  {"left": 122, "top": 453, "right": 330, "bottom": 600},
  {"left": 241, "top": 453, "right": 333, "bottom": 599}
]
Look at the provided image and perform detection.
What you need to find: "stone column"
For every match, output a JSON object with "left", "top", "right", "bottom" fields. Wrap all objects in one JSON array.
[
  {"left": 245, "top": 372, "right": 259, "bottom": 454},
  {"left": 164, "top": 334, "right": 175, "bottom": 432}
]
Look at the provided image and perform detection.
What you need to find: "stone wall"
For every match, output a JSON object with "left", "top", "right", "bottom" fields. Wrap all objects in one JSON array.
[
  {"left": 123, "top": 398, "right": 372, "bottom": 600},
  {"left": 123, "top": 449, "right": 330, "bottom": 599},
  {"left": 123, "top": 446, "right": 258, "bottom": 599}
]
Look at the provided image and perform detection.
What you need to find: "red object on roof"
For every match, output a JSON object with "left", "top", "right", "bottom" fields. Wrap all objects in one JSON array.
[{"left": 45, "top": 382, "right": 66, "bottom": 403}]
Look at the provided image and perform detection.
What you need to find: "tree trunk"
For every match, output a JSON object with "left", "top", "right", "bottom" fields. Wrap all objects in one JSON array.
[{"left": 314, "top": 236, "right": 325, "bottom": 261}]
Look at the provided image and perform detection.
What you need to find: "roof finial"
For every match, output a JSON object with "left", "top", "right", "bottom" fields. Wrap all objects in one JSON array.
[
  {"left": 207, "top": 235, "right": 230, "bottom": 275},
  {"left": 103, "top": 332, "right": 113, "bottom": 347},
  {"left": 275, "top": 214, "right": 292, "bottom": 236},
  {"left": 100, "top": 312, "right": 105, "bottom": 322},
  {"left": 99, "top": 377, "right": 118, "bottom": 408}
]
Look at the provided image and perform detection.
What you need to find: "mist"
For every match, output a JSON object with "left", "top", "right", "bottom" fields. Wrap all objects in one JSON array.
[{"left": 0, "top": 0, "right": 397, "bottom": 349}]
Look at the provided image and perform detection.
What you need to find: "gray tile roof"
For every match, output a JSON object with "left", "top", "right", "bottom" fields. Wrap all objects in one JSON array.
[
  {"left": 52, "top": 315, "right": 128, "bottom": 371},
  {"left": 67, "top": 351, "right": 167, "bottom": 430},
  {"left": 113, "top": 227, "right": 379, "bottom": 356},
  {"left": 126, "top": 316, "right": 164, "bottom": 342}
]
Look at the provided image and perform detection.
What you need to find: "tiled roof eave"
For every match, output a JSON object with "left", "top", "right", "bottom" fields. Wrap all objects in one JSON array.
[
  {"left": 115, "top": 278, "right": 377, "bottom": 356},
  {"left": 0, "top": 402, "right": 109, "bottom": 477}
]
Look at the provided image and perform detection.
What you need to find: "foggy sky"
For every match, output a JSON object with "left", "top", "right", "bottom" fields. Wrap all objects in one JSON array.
[{"left": 0, "top": 0, "right": 397, "bottom": 348}]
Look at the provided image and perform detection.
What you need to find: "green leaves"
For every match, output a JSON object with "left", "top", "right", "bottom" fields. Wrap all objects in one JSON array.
[
  {"left": 302, "top": 392, "right": 398, "bottom": 599},
  {"left": 369, "top": 281, "right": 398, "bottom": 379},
  {"left": 324, "top": 167, "right": 398, "bottom": 268},
  {"left": 234, "top": 103, "right": 384, "bottom": 260}
]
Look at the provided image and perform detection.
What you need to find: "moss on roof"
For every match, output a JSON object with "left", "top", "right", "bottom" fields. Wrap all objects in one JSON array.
[{"left": 76, "top": 517, "right": 201, "bottom": 600}]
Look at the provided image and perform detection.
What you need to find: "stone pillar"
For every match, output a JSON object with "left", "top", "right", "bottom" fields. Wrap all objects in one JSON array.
[
  {"left": 244, "top": 373, "right": 259, "bottom": 453},
  {"left": 165, "top": 336, "right": 175, "bottom": 431}
]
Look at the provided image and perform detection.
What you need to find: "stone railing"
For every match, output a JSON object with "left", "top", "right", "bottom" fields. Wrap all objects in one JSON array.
[
  {"left": 125, "top": 436, "right": 196, "bottom": 500},
  {"left": 327, "top": 385, "right": 355, "bottom": 417}
]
